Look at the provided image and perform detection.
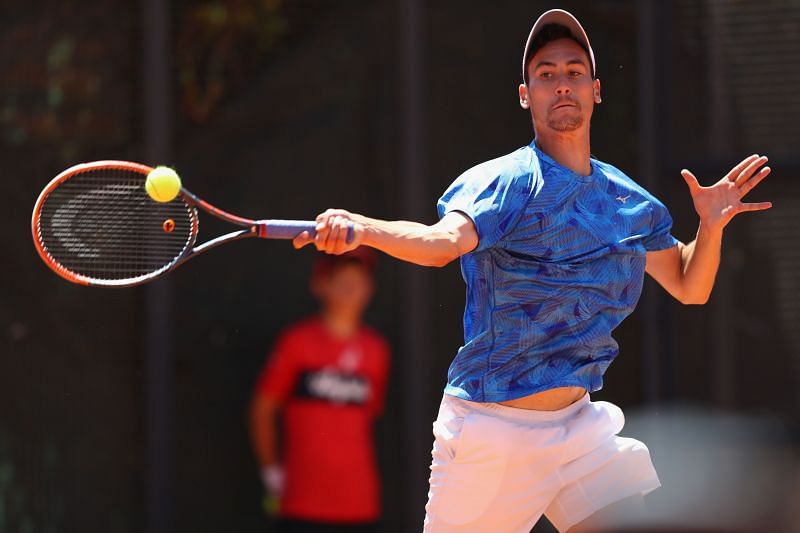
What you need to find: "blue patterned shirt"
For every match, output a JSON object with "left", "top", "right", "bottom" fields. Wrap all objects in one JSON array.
[{"left": 437, "top": 141, "right": 679, "bottom": 402}]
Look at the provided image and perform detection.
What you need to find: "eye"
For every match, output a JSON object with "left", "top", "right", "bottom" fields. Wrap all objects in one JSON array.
[
  {"left": 569, "top": 70, "right": 583, "bottom": 77},
  {"left": 539, "top": 71, "right": 553, "bottom": 79}
]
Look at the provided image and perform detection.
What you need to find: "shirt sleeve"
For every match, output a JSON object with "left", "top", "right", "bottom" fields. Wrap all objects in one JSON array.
[
  {"left": 642, "top": 200, "right": 680, "bottom": 251},
  {"left": 255, "top": 330, "right": 301, "bottom": 403},
  {"left": 437, "top": 159, "right": 537, "bottom": 252}
]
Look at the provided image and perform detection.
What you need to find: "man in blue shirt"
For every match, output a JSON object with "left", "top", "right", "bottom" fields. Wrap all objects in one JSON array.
[{"left": 294, "top": 9, "right": 771, "bottom": 532}]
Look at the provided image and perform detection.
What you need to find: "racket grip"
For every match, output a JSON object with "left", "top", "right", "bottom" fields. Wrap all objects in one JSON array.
[{"left": 258, "top": 220, "right": 355, "bottom": 243}]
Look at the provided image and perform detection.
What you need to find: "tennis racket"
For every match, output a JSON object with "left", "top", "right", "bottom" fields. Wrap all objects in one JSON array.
[{"left": 31, "top": 160, "right": 351, "bottom": 287}]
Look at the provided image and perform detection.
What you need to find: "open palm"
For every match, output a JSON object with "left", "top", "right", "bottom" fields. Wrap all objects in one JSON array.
[{"left": 681, "top": 154, "right": 772, "bottom": 233}]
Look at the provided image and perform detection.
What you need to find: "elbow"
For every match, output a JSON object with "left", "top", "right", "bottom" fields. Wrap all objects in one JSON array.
[
  {"left": 433, "top": 250, "right": 461, "bottom": 267},
  {"left": 672, "top": 276, "right": 712, "bottom": 305},
  {"left": 420, "top": 254, "right": 457, "bottom": 268},
  {"left": 250, "top": 395, "right": 279, "bottom": 425},
  {"left": 678, "top": 292, "right": 710, "bottom": 305},
  {"left": 418, "top": 233, "right": 463, "bottom": 267}
]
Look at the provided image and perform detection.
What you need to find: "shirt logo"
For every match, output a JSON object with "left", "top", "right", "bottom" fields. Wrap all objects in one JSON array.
[
  {"left": 616, "top": 194, "right": 631, "bottom": 204},
  {"left": 294, "top": 369, "right": 370, "bottom": 405}
]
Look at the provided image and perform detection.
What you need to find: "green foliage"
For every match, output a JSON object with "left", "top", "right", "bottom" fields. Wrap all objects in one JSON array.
[{"left": 176, "top": 0, "right": 289, "bottom": 123}]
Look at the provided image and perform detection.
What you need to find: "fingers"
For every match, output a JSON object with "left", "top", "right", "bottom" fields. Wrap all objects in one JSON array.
[
  {"left": 738, "top": 201, "right": 773, "bottom": 213},
  {"left": 683, "top": 155, "right": 771, "bottom": 191},
  {"left": 724, "top": 154, "right": 760, "bottom": 182},
  {"left": 739, "top": 165, "right": 771, "bottom": 198},
  {"left": 314, "top": 210, "right": 335, "bottom": 252},
  {"left": 326, "top": 215, "right": 350, "bottom": 255},
  {"left": 734, "top": 155, "right": 768, "bottom": 187},
  {"left": 681, "top": 169, "right": 700, "bottom": 191},
  {"left": 307, "top": 209, "right": 358, "bottom": 254},
  {"left": 292, "top": 231, "right": 313, "bottom": 249}
]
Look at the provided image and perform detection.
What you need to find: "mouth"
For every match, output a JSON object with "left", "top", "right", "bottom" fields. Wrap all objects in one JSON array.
[{"left": 552, "top": 102, "right": 577, "bottom": 111}]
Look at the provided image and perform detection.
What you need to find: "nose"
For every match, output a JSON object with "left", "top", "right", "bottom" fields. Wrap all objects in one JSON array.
[{"left": 555, "top": 77, "right": 571, "bottom": 96}]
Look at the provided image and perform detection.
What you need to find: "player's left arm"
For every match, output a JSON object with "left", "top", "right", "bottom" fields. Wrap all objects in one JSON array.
[{"left": 645, "top": 154, "right": 772, "bottom": 305}]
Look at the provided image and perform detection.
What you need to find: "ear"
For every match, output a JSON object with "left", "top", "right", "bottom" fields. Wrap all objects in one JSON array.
[
  {"left": 518, "top": 83, "right": 530, "bottom": 110},
  {"left": 593, "top": 78, "right": 602, "bottom": 104}
]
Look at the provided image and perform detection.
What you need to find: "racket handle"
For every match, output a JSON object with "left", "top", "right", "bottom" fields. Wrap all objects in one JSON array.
[{"left": 257, "top": 220, "right": 355, "bottom": 244}]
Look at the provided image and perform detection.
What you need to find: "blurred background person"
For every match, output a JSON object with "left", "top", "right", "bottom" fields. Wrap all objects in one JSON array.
[{"left": 249, "top": 248, "right": 390, "bottom": 533}]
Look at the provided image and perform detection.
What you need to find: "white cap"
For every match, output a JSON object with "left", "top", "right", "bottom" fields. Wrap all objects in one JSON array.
[{"left": 522, "top": 9, "right": 596, "bottom": 83}]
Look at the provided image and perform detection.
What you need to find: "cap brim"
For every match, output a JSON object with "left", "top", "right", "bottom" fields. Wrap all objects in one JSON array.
[{"left": 522, "top": 9, "right": 596, "bottom": 81}]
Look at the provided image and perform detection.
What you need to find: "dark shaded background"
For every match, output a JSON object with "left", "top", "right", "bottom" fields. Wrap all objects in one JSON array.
[{"left": 2, "top": 1, "right": 798, "bottom": 532}]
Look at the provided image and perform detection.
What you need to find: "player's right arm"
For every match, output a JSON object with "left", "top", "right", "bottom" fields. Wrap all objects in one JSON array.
[
  {"left": 248, "top": 393, "right": 281, "bottom": 467},
  {"left": 249, "top": 331, "right": 301, "bottom": 496},
  {"left": 293, "top": 209, "right": 479, "bottom": 267},
  {"left": 249, "top": 393, "right": 286, "bottom": 496}
]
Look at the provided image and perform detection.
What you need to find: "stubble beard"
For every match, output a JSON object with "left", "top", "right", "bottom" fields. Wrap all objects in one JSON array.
[{"left": 547, "top": 111, "right": 584, "bottom": 132}]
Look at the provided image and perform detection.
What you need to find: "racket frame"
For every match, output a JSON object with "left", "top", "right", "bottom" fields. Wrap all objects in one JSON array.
[
  {"left": 31, "top": 160, "right": 193, "bottom": 286},
  {"left": 32, "top": 160, "right": 319, "bottom": 288}
]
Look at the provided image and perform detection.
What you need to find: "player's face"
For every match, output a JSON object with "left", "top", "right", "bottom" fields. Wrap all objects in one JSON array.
[
  {"left": 315, "top": 263, "right": 374, "bottom": 319},
  {"left": 519, "top": 38, "right": 601, "bottom": 135}
]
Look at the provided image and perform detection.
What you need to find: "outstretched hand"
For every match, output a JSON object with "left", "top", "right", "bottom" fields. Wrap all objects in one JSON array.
[{"left": 681, "top": 154, "right": 772, "bottom": 234}]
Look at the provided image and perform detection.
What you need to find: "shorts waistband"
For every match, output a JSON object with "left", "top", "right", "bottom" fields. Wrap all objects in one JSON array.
[{"left": 444, "top": 392, "right": 590, "bottom": 423}]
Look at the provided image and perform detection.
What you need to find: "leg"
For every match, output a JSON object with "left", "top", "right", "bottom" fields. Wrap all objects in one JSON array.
[
  {"left": 543, "top": 402, "right": 660, "bottom": 533},
  {"left": 423, "top": 396, "right": 574, "bottom": 532},
  {"left": 567, "top": 494, "right": 646, "bottom": 532}
]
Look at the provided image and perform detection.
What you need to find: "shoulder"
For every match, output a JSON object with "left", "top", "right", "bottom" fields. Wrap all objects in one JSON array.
[
  {"left": 439, "top": 146, "right": 539, "bottom": 210},
  {"left": 360, "top": 325, "right": 390, "bottom": 356},
  {"left": 593, "top": 159, "right": 668, "bottom": 207},
  {"left": 593, "top": 159, "right": 638, "bottom": 187},
  {"left": 277, "top": 316, "right": 321, "bottom": 344},
  {"left": 456, "top": 145, "right": 538, "bottom": 187}
]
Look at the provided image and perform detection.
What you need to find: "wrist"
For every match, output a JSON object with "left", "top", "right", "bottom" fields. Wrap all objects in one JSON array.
[
  {"left": 260, "top": 464, "right": 285, "bottom": 495},
  {"left": 697, "top": 221, "right": 724, "bottom": 241},
  {"left": 351, "top": 213, "right": 376, "bottom": 246}
]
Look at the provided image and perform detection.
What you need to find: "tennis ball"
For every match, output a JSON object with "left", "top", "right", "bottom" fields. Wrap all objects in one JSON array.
[{"left": 145, "top": 166, "right": 182, "bottom": 203}]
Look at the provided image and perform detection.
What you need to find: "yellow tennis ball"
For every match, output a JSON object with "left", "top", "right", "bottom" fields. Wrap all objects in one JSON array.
[{"left": 145, "top": 166, "right": 182, "bottom": 203}]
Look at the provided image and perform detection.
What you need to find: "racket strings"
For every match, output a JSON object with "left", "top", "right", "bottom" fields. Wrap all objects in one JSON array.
[{"left": 36, "top": 168, "right": 196, "bottom": 282}]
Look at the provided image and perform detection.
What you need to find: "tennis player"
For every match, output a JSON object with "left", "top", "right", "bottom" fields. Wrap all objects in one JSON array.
[{"left": 293, "top": 9, "right": 771, "bottom": 532}]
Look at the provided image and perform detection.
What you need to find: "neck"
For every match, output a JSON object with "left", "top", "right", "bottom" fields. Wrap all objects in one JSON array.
[
  {"left": 535, "top": 130, "right": 592, "bottom": 176},
  {"left": 321, "top": 310, "right": 359, "bottom": 339}
]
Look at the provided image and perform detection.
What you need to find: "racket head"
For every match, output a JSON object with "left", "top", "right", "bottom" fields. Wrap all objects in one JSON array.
[{"left": 31, "top": 160, "right": 199, "bottom": 287}]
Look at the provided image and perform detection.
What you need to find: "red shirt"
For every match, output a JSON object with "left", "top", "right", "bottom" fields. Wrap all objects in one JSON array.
[{"left": 256, "top": 316, "right": 390, "bottom": 522}]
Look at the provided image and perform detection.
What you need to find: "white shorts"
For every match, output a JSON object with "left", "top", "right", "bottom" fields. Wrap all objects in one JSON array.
[{"left": 423, "top": 394, "right": 660, "bottom": 532}]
